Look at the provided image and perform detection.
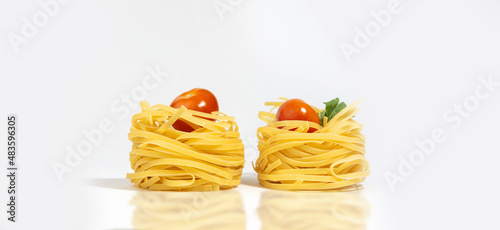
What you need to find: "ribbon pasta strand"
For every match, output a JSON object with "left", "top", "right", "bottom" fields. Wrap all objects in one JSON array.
[
  {"left": 254, "top": 99, "right": 369, "bottom": 190},
  {"left": 126, "top": 101, "right": 245, "bottom": 191}
]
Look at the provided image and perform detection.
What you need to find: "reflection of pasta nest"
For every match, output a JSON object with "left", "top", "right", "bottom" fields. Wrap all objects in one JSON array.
[
  {"left": 254, "top": 98, "right": 370, "bottom": 190},
  {"left": 126, "top": 101, "right": 245, "bottom": 191},
  {"left": 258, "top": 190, "right": 370, "bottom": 230},
  {"left": 130, "top": 191, "right": 246, "bottom": 230}
]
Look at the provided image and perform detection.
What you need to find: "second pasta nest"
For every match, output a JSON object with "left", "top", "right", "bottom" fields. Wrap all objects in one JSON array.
[
  {"left": 253, "top": 98, "right": 370, "bottom": 190},
  {"left": 126, "top": 101, "right": 245, "bottom": 191}
]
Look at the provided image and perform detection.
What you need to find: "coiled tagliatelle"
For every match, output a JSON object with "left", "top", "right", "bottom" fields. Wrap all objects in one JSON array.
[
  {"left": 253, "top": 98, "right": 369, "bottom": 190},
  {"left": 126, "top": 101, "right": 245, "bottom": 191}
]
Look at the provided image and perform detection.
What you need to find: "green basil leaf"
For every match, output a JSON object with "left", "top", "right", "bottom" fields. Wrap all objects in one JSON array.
[
  {"left": 329, "top": 102, "right": 346, "bottom": 120},
  {"left": 321, "top": 98, "right": 348, "bottom": 125},
  {"left": 318, "top": 110, "right": 326, "bottom": 126},
  {"left": 324, "top": 98, "right": 339, "bottom": 116}
]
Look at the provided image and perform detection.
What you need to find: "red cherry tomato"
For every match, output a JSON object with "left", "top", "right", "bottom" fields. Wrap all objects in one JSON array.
[
  {"left": 170, "top": 88, "right": 219, "bottom": 132},
  {"left": 276, "top": 99, "right": 320, "bottom": 133}
]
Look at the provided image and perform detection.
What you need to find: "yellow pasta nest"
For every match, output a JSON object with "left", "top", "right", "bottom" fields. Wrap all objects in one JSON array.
[
  {"left": 253, "top": 98, "right": 370, "bottom": 190},
  {"left": 126, "top": 101, "right": 245, "bottom": 191}
]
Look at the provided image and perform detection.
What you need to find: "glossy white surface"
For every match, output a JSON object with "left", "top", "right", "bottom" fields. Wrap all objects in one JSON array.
[
  {"left": 81, "top": 174, "right": 389, "bottom": 230},
  {"left": 1, "top": 0, "right": 500, "bottom": 229}
]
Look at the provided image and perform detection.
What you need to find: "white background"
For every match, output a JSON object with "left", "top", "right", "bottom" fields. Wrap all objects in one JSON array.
[{"left": 1, "top": 0, "right": 500, "bottom": 229}]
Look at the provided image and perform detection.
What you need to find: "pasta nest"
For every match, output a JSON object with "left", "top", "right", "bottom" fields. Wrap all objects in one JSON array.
[
  {"left": 253, "top": 98, "right": 370, "bottom": 190},
  {"left": 126, "top": 101, "right": 245, "bottom": 191}
]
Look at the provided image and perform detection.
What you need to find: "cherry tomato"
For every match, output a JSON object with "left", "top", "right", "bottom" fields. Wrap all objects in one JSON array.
[
  {"left": 276, "top": 99, "right": 320, "bottom": 133},
  {"left": 170, "top": 88, "right": 219, "bottom": 132}
]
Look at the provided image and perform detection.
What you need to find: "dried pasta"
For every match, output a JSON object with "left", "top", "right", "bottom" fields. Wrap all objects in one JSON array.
[
  {"left": 126, "top": 101, "right": 245, "bottom": 191},
  {"left": 253, "top": 98, "right": 369, "bottom": 190}
]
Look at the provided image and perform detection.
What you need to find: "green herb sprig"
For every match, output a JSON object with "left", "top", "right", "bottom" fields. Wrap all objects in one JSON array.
[{"left": 318, "top": 98, "right": 347, "bottom": 126}]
